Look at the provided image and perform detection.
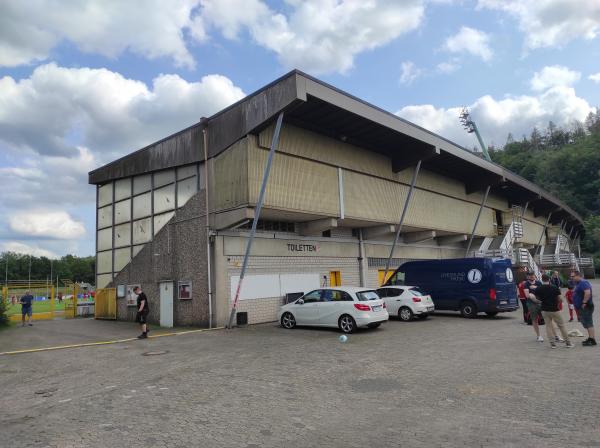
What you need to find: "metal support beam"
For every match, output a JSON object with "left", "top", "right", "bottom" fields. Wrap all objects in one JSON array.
[
  {"left": 227, "top": 112, "right": 284, "bottom": 329},
  {"left": 436, "top": 234, "right": 468, "bottom": 245},
  {"left": 382, "top": 160, "right": 422, "bottom": 283},
  {"left": 403, "top": 230, "right": 436, "bottom": 244},
  {"left": 465, "top": 185, "right": 490, "bottom": 256},
  {"left": 534, "top": 213, "right": 552, "bottom": 258},
  {"left": 298, "top": 218, "right": 338, "bottom": 236},
  {"left": 392, "top": 145, "right": 438, "bottom": 173},
  {"left": 521, "top": 201, "right": 529, "bottom": 218},
  {"left": 465, "top": 175, "right": 503, "bottom": 195}
]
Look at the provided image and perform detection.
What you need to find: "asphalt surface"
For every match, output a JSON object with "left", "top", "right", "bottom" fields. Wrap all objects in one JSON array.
[{"left": 1, "top": 288, "right": 599, "bottom": 448}]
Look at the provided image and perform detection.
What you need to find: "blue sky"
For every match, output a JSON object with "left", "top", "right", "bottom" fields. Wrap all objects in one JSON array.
[{"left": 0, "top": 0, "right": 599, "bottom": 258}]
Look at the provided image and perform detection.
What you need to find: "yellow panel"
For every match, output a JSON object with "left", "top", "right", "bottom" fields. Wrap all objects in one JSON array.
[
  {"left": 521, "top": 218, "right": 545, "bottom": 245},
  {"left": 248, "top": 144, "right": 339, "bottom": 215},
  {"left": 260, "top": 124, "right": 510, "bottom": 211},
  {"left": 344, "top": 170, "right": 495, "bottom": 235},
  {"left": 213, "top": 139, "right": 249, "bottom": 211}
]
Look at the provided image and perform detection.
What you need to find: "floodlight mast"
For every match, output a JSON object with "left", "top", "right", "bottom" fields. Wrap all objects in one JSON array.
[{"left": 459, "top": 107, "right": 491, "bottom": 162}]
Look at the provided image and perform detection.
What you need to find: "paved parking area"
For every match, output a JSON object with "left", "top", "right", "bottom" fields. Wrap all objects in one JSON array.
[{"left": 1, "top": 301, "right": 599, "bottom": 447}]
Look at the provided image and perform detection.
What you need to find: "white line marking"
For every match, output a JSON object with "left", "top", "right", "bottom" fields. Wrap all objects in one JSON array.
[
  {"left": 146, "top": 385, "right": 156, "bottom": 389},
  {"left": 58, "top": 399, "right": 72, "bottom": 403},
  {"left": 159, "top": 387, "right": 168, "bottom": 390},
  {"left": 105, "top": 385, "right": 117, "bottom": 389},
  {"left": 122, "top": 395, "right": 132, "bottom": 399}
]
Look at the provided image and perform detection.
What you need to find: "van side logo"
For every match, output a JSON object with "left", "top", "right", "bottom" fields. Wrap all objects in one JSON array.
[
  {"left": 506, "top": 268, "right": 514, "bottom": 282},
  {"left": 467, "top": 269, "right": 482, "bottom": 284}
]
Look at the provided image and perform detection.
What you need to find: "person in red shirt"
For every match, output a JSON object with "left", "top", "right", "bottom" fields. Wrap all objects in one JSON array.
[
  {"left": 517, "top": 279, "right": 529, "bottom": 323},
  {"left": 565, "top": 284, "right": 577, "bottom": 322}
]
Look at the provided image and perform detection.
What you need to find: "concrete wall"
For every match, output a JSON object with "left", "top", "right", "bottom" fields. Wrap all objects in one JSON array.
[
  {"left": 110, "top": 193, "right": 210, "bottom": 327},
  {"left": 212, "top": 231, "right": 470, "bottom": 325}
]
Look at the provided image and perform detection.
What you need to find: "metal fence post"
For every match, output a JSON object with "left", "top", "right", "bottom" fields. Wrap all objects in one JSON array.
[{"left": 227, "top": 112, "right": 284, "bottom": 329}]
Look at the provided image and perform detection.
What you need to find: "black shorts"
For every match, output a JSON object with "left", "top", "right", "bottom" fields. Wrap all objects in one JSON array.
[{"left": 136, "top": 311, "right": 149, "bottom": 324}]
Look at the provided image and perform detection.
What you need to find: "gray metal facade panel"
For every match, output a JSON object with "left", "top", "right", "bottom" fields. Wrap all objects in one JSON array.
[{"left": 206, "top": 73, "right": 301, "bottom": 158}]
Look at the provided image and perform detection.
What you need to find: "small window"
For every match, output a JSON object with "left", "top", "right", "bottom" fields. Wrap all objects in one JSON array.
[
  {"left": 388, "top": 288, "right": 404, "bottom": 297},
  {"left": 322, "top": 290, "right": 353, "bottom": 302},
  {"left": 376, "top": 289, "right": 387, "bottom": 298},
  {"left": 357, "top": 290, "right": 380, "bottom": 301},
  {"left": 322, "top": 230, "right": 331, "bottom": 237},
  {"left": 387, "top": 271, "right": 405, "bottom": 286},
  {"left": 408, "top": 287, "right": 424, "bottom": 296},
  {"left": 301, "top": 290, "right": 321, "bottom": 303}
]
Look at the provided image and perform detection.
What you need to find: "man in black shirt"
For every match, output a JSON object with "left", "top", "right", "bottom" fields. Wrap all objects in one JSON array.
[
  {"left": 134, "top": 286, "right": 150, "bottom": 339},
  {"left": 535, "top": 274, "right": 573, "bottom": 349},
  {"left": 524, "top": 272, "right": 544, "bottom": 342}
]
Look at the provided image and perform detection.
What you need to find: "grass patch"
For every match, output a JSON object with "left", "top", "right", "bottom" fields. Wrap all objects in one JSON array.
[{"left": 6, "top": 301, "right": 67, "bottom": 316}]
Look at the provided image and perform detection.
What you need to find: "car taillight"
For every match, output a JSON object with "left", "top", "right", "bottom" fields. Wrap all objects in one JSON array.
[
  {"left": 412, "top": 297, "right": 421, "bottom": 303},
  {"left": 354, "top": 303, "right": 371, "bottom": 311},
  {"left": 489, "top": 288, "right": 496, "bottom": 300}
]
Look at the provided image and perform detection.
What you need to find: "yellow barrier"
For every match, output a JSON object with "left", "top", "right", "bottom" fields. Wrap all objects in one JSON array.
[{"left": 95, "top": 288, "right": 117, "bottom": 320}]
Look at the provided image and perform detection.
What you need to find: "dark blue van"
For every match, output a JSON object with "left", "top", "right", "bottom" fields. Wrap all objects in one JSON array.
[{"left": 385, "top": 258, "right": 518, "bottom": 318}]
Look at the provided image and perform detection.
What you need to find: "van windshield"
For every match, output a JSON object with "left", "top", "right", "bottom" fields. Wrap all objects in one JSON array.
[{"left": 357, "top": 290, "right": 380, "bottom": 301}]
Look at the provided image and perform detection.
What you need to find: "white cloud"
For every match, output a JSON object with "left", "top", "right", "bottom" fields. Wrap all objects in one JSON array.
[
  {"left": 0, "top": 0, "right": 434, "bottom": 74},
  {"left": 437, "top": 60, "right": 460, "bottom": 74},
  {"left": 399, "top": 61, "right": 422, "bottom": 85},
  {"left": 9, "top": 211, "right": 86, "bottom": 240},
  {"left": 0, "top": 64, "right": 245, "bottom": 256},
  {"left": 397, "top": 86, "right": 595, "bottom": 149},
  {"left": 0, "top": 242, "right": 57, "bottom": 259},
  {"left": 530, "top": 65, "right": 581, "bottom": 91},
  {"left": 478, "top": 0, "right": 600, "bottom": 50},
  {"left": 443, "top": 26, "right": 493, "bottom": 61},
  {"left": 200, "top": 0, "right": 427, "bottom": 74},
  {"left": 0, "top": 63, "right": 245, "bottom": 160},
  {"left": 589, "top": 72, "right": 600, "bottom": 83},
  {"left": 0, "top": 0, "right": 203, "bottom": 68}
]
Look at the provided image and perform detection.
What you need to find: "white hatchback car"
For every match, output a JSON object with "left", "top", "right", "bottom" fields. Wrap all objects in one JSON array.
[
  {"left": 278, "top": 287, "right": 389, "bottom": 333},
  {"left": 376, "top": 286, "right": 435, "bottom": 321}
]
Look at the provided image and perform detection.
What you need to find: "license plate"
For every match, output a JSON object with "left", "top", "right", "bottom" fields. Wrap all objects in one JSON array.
[
  {"left": 500, "top": 300, "right": 507, "bottom": 305},
  {"left": 372, "top": 305, "right": 382, "bottom": 312}
]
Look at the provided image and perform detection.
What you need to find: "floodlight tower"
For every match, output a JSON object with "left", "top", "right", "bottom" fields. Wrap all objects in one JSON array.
[{"left": 459, "top": 107, "right": 491, "bottom": 162}]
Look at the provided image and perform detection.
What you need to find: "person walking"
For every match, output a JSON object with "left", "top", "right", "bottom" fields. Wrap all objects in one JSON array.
[
  {"left": 535, "top": 274, "right": 574, "bottom": 349},
  {"left": 134, "top": 286, "right": 150, "bottom": 339},
  {"left": 524, "top": 272, "right": 544, "bottom": 341},
  {"left": 20, "top": 290, "right": 34, "bottom": 327},
  {"left": 572, "top": 271, "right": 596, "bottom": 346}
]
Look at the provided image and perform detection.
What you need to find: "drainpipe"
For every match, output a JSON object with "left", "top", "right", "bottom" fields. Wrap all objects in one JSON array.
[
  {"left": 358, "top": 229, "right": 365, "bottom": 287},
  {"left": 202, "top": 124, "right": 213, "bottom": 329}
]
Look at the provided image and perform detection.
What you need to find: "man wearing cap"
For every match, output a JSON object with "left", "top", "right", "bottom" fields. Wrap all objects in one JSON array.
[{"left": 572, "top": 271, "right": 596, "bottom": 346}]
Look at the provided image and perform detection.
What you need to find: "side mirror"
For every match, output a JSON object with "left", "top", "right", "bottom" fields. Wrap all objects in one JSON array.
[{"left": 296, "top": 299, "right": 304, "bottom": 305}]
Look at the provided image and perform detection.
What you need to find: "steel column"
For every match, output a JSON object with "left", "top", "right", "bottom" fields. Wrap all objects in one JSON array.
[
  {"left": 465, "top": 185, "right": 491, "bottom": 257},
  {"left": 382, "top": 160, "right": 422, "bottom": 284},
  {"left": 227, "top": 112, "right": 284, "bottom": 329}
]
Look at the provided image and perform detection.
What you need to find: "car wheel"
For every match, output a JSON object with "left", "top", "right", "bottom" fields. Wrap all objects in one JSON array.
[
  {"left": 460, "top": 301, "right": 478, "bottom": 318},
  {"left": 281, "top": 312, "right": 296, "bottom": 329},
  {"left": 398, "top": 307, "right": 414, "bottom": 322},
  {"left": 485, "top": 312, "right": 498, "bottom": 317},
  {"left": 417, "top": 314, "right": 428, "bottom": 320},
  {"left": 338, "top": 314, "right": 356, "bottom": 334}
]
